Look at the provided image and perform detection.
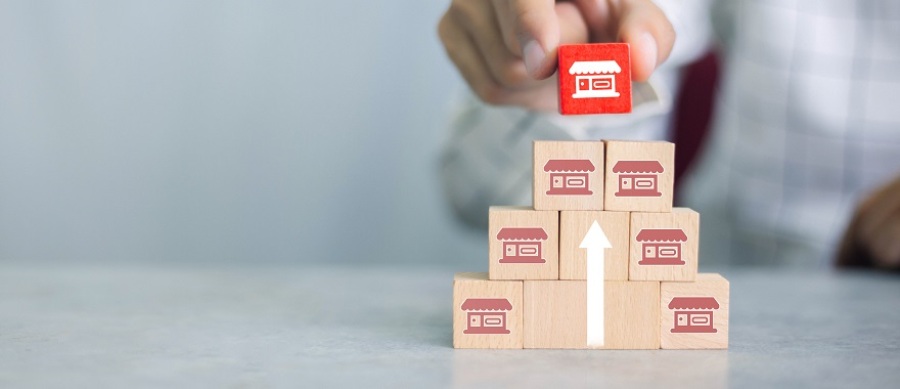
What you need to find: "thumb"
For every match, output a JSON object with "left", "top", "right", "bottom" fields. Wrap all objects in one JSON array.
[
  {"left": 511, "top": 0, "right": 560, "bottom": 79},
  {"left": 615, "top": 0, "right": 675, "bottom": 81}
]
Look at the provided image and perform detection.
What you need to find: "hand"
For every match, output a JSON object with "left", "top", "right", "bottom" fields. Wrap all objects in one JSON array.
[
  {"left": 437, "top": 0, "right": 676, "bottom": 112},
  {"left": 837, "top": 174, "right": 900, "bottom": 270}
]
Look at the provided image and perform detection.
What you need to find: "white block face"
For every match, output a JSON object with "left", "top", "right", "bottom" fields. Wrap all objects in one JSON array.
[
  {"left": 523, "top": 280, "right": 660, "bottom": 349},
  {"left": 559, "top": 211, "right": 630, "bottom": 281},
  {"left": 604, "top": 141, "right": 674, "bottom": 212},
  {"left": 629, "top": 208, "right": 699, "bottom": 282},
  {"left": 533, "top": 141, "right": 605, "bottom": 211},
  {"left": 489, "top": 206, "right": 559, "bottom": 280},
  {"left": 453, "top": 273, "right": 524, "bottom": 349},
  {"left": 660, "top": 274, "right": 730, "bottom": 349}
]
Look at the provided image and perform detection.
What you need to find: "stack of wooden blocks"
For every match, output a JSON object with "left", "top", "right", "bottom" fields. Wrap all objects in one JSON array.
[{"left": 452, "top": 43, "right": 730, "bottom": 350}]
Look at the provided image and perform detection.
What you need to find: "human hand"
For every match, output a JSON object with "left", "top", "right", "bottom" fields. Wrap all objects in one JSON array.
[
  {"left": 836, "top": 174, "right": 900, "bottom": 270},
  {"left": 437, "top": 0, "right": 676, "bottom": 112}
]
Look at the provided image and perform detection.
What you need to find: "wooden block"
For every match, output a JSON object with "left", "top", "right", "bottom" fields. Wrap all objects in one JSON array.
[
  {"left": 660, "top": 273, "right": 730, "bottom": 349},
  {"left": 629, "top": 208, "right": 699, "bottom": 281},
  {"left": 489, "top": 206, "right": 559, "bottom": 280},
  {"left": 523, "top": 280, "right": 659, "bottom": 349},
  {"left": 453, "top": 272, "right": 524, "bottom": 349},
  {"left": 604, "top": 140, "right": 674, "bottom": 212},
  {"left": 559, "top": 211, "right": 629, "bottom": 280},
  {"left": 533, "top": 141, "right": 605, "bottom": 211},
  {"left": 558, "top": 43, "right": 632, "bottom": 115}
]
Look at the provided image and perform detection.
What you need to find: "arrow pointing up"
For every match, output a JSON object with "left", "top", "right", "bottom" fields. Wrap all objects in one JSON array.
[
  {"left": 580, "top": 220, "right": 612, "bottom": 250},
  {"left": 581, "top": 221, "right": 611, "bottom": 347}
]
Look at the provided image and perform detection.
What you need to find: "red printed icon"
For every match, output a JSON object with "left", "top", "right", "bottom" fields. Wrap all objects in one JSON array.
[
  {"left": 558, "top": 43, "right": 631, "bottom": 115},
  {"left": 668, "top": 297, "right": 719, "bottom": 333},
  {"left": 544, "top": 159, "right": 595, "bottom": 195},
  {"left": 636, "top": 229, "right": 687, "bottom": 265},
  {"left": 497, "top": 228, "right": 548, "bottom": 263},
  {"left": 571, "top": 61, "right": 622, "bottom": 98},
  {"left": 462, "top": 298, "right": 512, "bottom": 334},
  {"left": 613, "top": 161, "right": 664, "bottom": 197}
]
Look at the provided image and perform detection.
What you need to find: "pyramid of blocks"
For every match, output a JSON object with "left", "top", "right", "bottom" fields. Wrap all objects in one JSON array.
[{"left": 451, "top": 44, "right": 730, "bottom": 350}]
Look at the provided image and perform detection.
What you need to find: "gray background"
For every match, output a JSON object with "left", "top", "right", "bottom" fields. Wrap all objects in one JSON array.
[{"left": 0, "top": 1, "right": 484, "bottom": 266}]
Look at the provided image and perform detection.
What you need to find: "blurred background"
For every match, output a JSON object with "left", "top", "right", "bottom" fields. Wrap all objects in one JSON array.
[{"left": 0, "top": 1, "right": 485, "bottom": 267}]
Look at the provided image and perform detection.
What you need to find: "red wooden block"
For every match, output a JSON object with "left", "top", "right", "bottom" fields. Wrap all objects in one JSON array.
[{"left": 558, "top": 43, "right": 632, "bottom": 115}]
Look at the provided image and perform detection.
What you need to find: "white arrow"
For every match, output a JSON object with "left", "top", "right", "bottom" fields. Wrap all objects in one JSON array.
[{"left": 580, "top": 220, "right": 611, "bottom": 348}]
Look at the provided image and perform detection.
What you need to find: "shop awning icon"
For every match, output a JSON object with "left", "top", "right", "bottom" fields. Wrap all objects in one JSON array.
[
  {"left": 569, "top": 61, "right": 622, "bottom": 75},
  {"left": 570, "top": 60, "right": 622, "bottom": 99}
]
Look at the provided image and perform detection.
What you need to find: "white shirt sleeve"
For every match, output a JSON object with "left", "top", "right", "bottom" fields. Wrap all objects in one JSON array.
[{"left": 439, "top": 1, "right": 714, "bottom": 227}]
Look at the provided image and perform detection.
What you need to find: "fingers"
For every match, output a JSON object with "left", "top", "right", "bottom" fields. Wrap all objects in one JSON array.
[
  {"left": 612, "top": 0, "right": 676, "bottom": 81},
  {"left": 856, "top": 176, "right": 900, "bottom": 269},
  {"left": 571, "top": 0, "right": 614, "bottom": 42},
  {"left": 555, "top": 2, "right": 590, "bottom": 45},
  {"left": 835, "top": 214, "right": 868, "bottom": 267},
  {"left": 508, "top": 0, "right": 560, "bottom": 79},
  {"left": 439, "top": 0, "right": 584, "bottom": 110},
  {"left": 492, "top": 0, "right": 523, "bottom": 55},
  {"left": 437, "top": 0, "right": 620, "bottom": 109},
  {"left": 438, "top": 11, "right": 557, "bottom": 109},
  {"left": 867, "top": 214, "right": 900, "bottom": 269},
  {"left": 840, "top": 175, "right": 900, "bottom": 269},
  {"left": 452, "top": 1, "right": 532, "bottom": 88},
  {"left": 438, "top": 12, "right": 505, "bottom": 104},
  {"left": 856, "top": 176, "right": 900, "bottom": 241}
]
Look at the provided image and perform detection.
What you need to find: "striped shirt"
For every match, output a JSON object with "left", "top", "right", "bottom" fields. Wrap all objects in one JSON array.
[{"left": 440, "top": 0, "right": 900, "bottom": 267}]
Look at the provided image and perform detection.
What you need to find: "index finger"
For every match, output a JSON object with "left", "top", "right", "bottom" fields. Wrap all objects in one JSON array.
[
  {"left": 613, "top": 0, "right": 676, "bottom": 81},
  {"left": 509, "top": 0, "right": 559, "bottom": 79}
]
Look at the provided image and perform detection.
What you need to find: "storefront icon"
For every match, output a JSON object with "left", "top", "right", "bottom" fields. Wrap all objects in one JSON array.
[
  {"left": 569, "top": 60, "right": 622, "bottom": 98},
  {"left": 544, "top": 159, "right": 595, "bottom": 195},
  {"left": 669, "top": 297, "right": 719, "bottom": 333},
  {"left": 462, "top": 298, "right": 512, "bottom": 334},
  {"left": 612, "top": 160, "right": 664, "bottom": 197},
  {"left": 636, "top": 229, "right": 687, "bottom": 265},
  {"left": 497, "top": 227, "right": 548, "bottom": 263}
]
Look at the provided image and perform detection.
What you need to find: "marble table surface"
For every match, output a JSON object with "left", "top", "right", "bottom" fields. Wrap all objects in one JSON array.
[{"left": 1, "top": 263, "right": 898, "bottom": 388}]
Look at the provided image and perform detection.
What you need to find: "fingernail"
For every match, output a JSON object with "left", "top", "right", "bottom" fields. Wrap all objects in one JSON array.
[
  {"left": 523, "top": 40, "right": 546, "bottom": 78},
  {"left": 640, "top": 32, "right": 658, "bottom": 72}
]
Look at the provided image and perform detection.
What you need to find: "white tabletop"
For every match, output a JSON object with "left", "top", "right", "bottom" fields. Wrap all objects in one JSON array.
[{"left": 1, "top": 263, "right": 898, "bottom": 388}]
